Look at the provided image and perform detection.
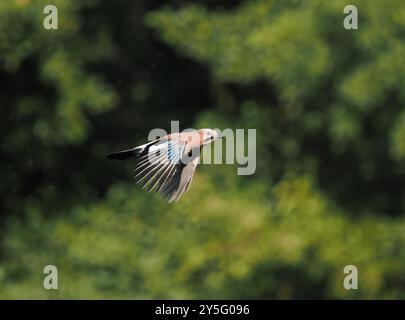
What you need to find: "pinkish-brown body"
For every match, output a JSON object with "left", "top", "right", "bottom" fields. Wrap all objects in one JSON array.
[{"left": 107, "top": 128, "right": 221, "bottom": 202}]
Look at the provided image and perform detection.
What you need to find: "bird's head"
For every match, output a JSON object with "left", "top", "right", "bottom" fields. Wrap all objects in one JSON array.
[{"left": 200, "top": 128, "right": 222, "bottom": 146}]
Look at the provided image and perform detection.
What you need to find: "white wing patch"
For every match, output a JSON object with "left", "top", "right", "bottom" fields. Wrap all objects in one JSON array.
[{"left": 134, "top": 140, "right": 190, "bottom": 198}]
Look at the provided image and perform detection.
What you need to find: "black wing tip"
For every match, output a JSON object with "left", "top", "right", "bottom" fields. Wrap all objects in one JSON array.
[{"left": 106, "top": 149, "right": 139, "bottom": 160}]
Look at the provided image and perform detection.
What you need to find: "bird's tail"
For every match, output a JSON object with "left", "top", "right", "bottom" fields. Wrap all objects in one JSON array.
[
  {"left": 106, "top": 148, "right": 140, "bottom": 160},
  {"left": 107, "top": 140, "right": 160, "bottom": 160}
]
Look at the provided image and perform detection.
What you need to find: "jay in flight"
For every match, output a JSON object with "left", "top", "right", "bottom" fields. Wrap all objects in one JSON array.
[{"left": 107, "top": 129, "right": 221, "bottom": 202}]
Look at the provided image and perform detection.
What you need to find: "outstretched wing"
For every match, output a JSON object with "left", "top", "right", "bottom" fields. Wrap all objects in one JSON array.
[
  {"left": 134, "top": 139, "right": 187, "bottom": 195},
  {"left": 161, "top": 157, "right": 200, "bottom": 203}
]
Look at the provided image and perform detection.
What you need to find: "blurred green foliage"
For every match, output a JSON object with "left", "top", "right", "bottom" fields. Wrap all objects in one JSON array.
[{"left": 1, "top": 0, "right": 405, "bottom": 299}]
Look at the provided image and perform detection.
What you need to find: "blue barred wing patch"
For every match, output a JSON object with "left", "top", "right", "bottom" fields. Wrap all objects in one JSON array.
[{"left": 166, "top": 140, "right": 185, "bottom": 164}]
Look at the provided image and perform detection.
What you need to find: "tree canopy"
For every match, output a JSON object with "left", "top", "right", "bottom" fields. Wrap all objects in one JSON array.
[{"left": 0, "top": 0, "right": 404, "bottom": 299}]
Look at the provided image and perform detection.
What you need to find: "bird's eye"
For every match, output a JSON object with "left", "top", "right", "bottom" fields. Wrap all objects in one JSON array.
[{"left": 211, "top": 136, "right": 214, "bottom": 140}]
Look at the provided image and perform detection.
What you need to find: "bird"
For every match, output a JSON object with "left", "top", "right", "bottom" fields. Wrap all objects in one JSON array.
[{"left": 106, "top": 128, "right": 221, "bottom": 203}]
